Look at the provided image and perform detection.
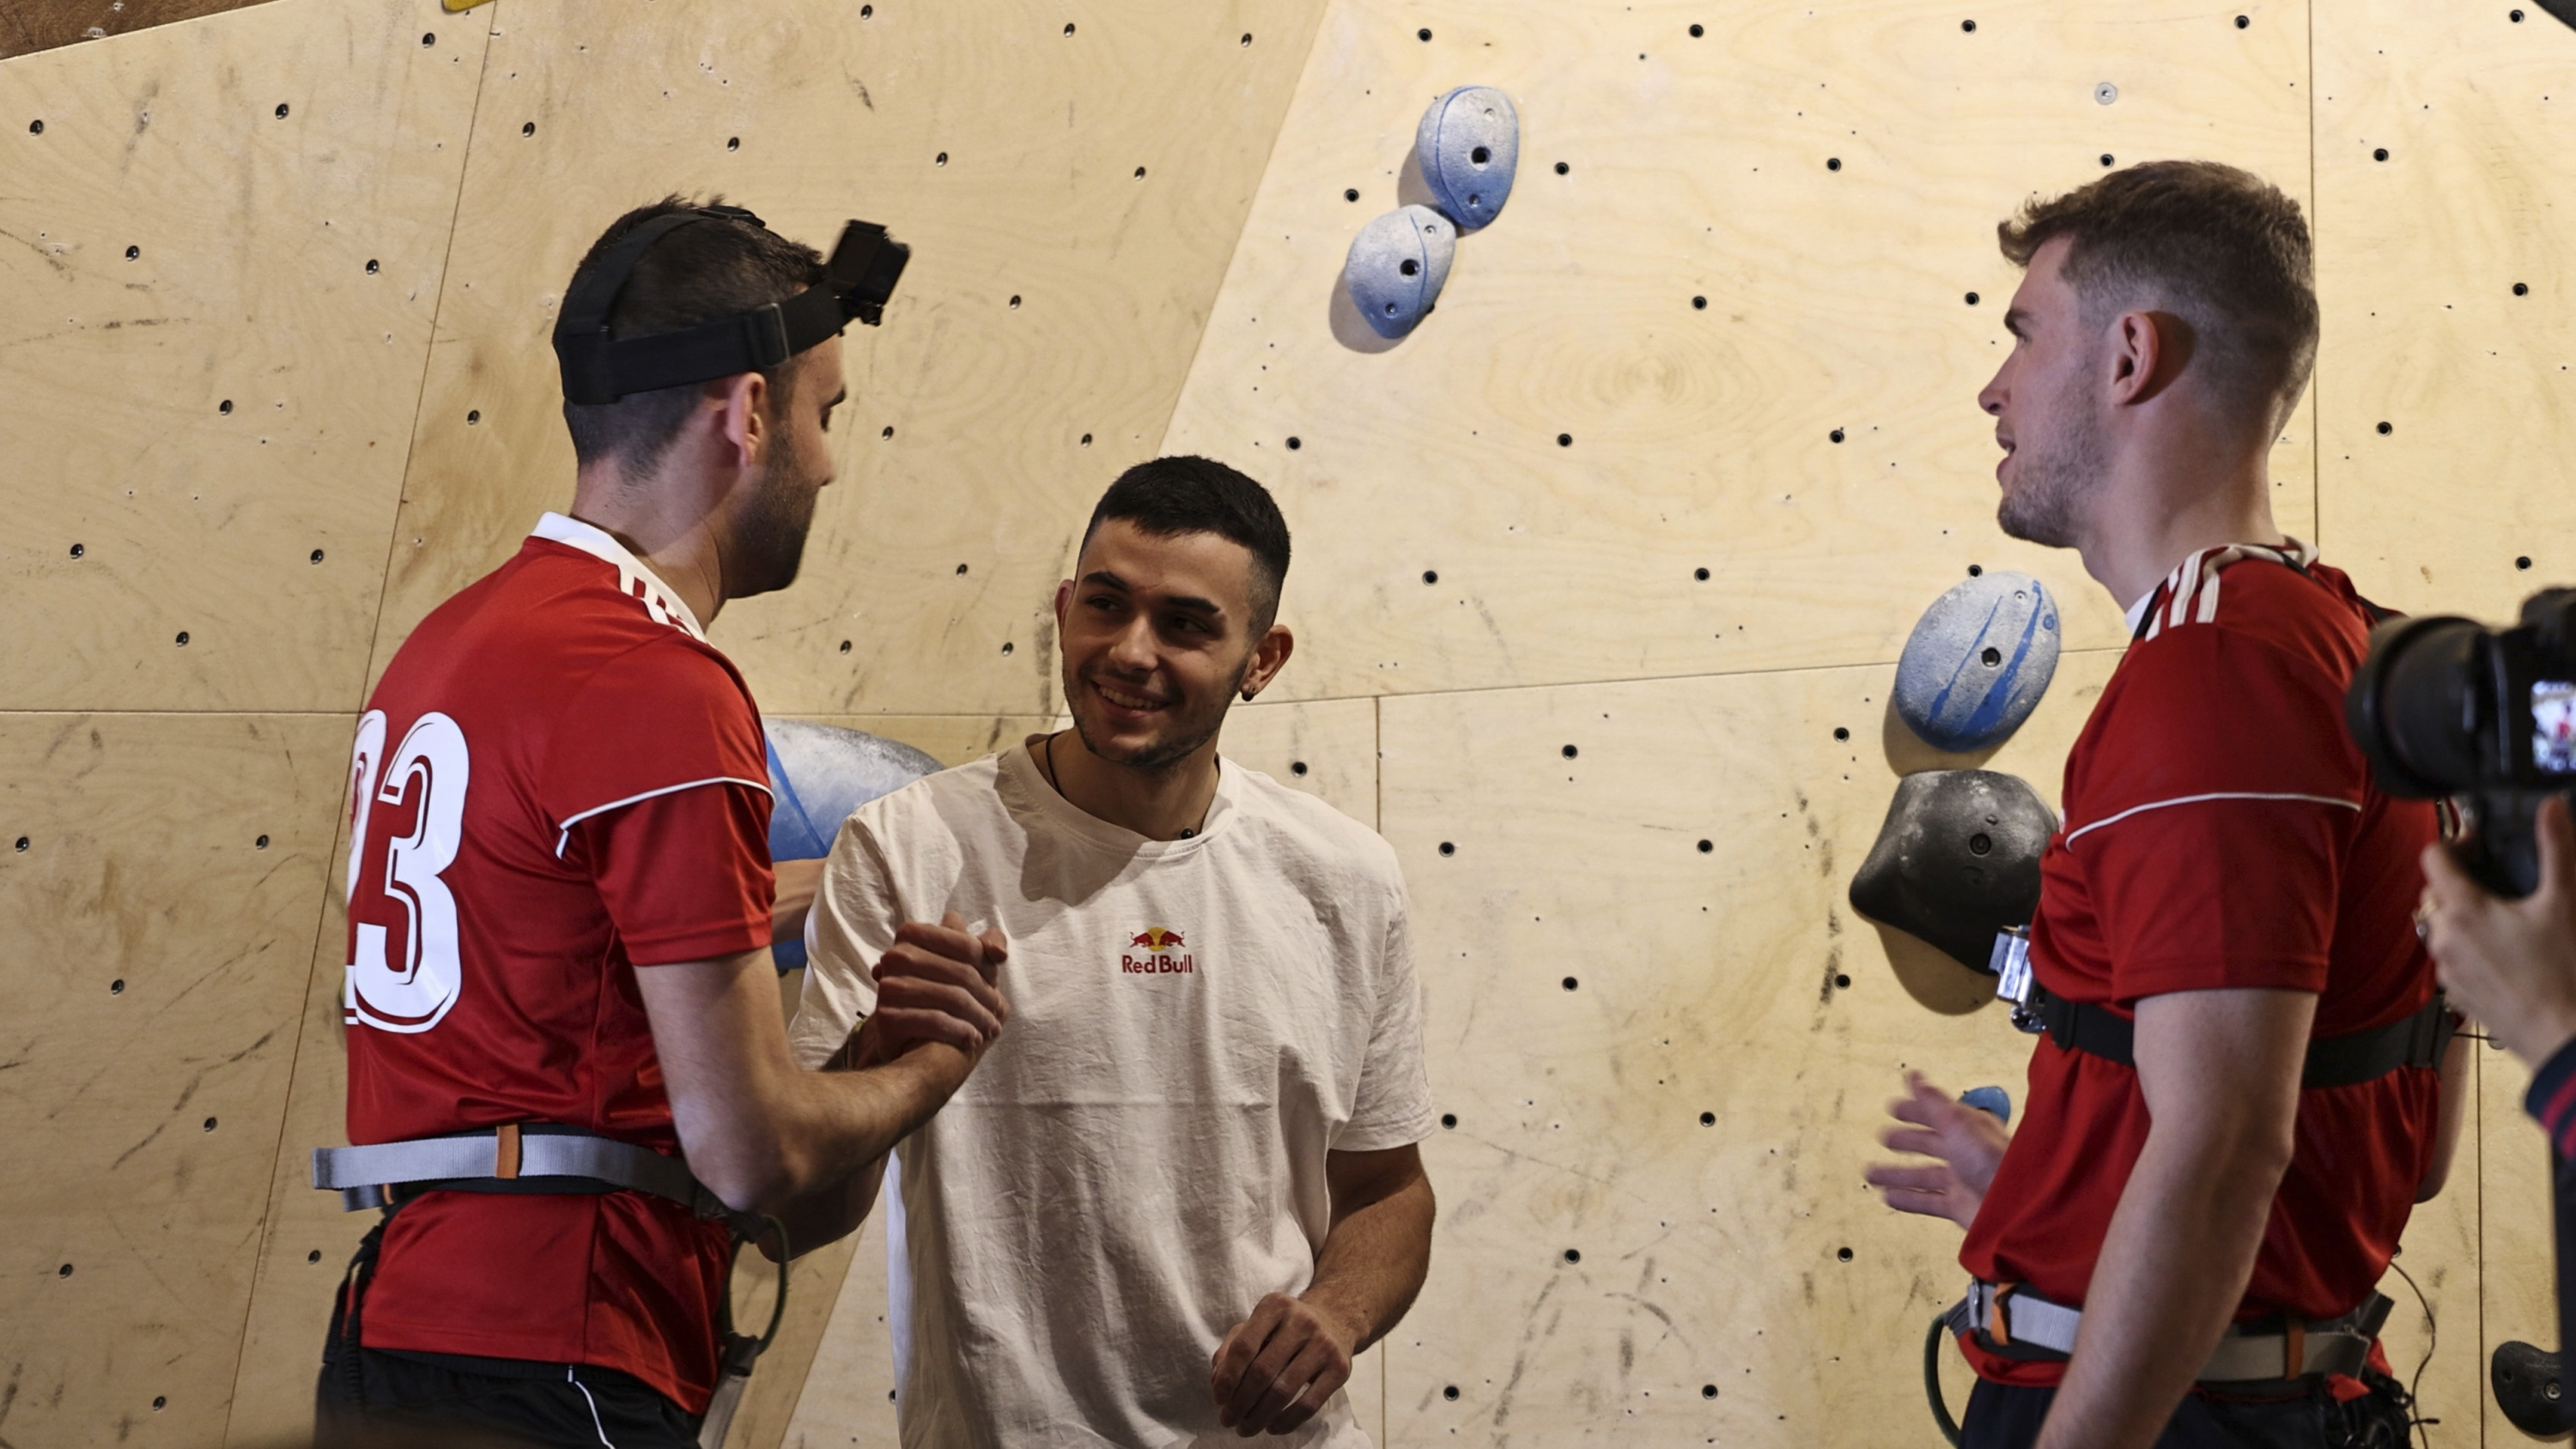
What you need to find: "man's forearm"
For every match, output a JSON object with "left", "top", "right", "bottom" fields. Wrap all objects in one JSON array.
[
  {"left": 2038, "top": 1125, "right": 2288, "bottom": 1449},
  {"left": 761, "top": 1042, "right": 969, "bottom": 1215},
  {"left": 762, "top": 1157, "right": 888, "bottom": 1262},
  {"left": 1300, "top": 1173, "right": 1436, "bottom": 1354}
]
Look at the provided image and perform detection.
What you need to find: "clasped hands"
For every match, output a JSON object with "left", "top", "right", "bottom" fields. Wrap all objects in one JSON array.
[{"left": 849, "top": 911, "right": 1012, "bottom": 1069}]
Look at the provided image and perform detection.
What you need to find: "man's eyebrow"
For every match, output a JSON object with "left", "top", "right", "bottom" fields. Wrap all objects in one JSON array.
[{"left": 1079, "top": 570, "right": 1223, "bottom": 615}]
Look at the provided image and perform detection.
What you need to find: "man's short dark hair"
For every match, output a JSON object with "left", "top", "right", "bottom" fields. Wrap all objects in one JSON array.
[
  {"left": 2000, "top": 161, "right": 2318, "bottom": 437},
  {"left": 1082, "top": 457, "right": 1292, "bottom": 633},
  {"left": 559, "top": 196, "right": 825, "bottom": 473}
]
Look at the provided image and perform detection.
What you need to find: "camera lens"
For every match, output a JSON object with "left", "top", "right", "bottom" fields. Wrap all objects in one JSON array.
[{"left": 2347, "top": 616, "right": 2493, "bottom": 797}]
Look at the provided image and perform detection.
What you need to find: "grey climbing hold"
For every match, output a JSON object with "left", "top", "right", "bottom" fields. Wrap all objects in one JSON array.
[
  {"left": 763, "top": 718, "right": 942, "bottom": 969},
  {"left": 1848, "top": 769, "right": 2056, "bottom": 973},
  {"left": 1344, "top": 204, "right": 1455, "bottom": 339},
  {"left": 1414, "top": 85, "right": 1519, "bottom": 230},
  {"left": 1893, "top": 571, "right": 2060, "bottom": 753}
]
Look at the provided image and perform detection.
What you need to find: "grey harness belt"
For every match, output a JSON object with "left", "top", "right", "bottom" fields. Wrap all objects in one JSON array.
[
  {"left": 313, "top": 1123, "right": 783, "bottom": 1449},
  {"left": 1943, "top": 1279, "right": 2393, "bottom": 1383}
]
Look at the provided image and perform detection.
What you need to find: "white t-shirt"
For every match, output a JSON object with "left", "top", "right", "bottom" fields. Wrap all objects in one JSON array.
[{"left": 790, "top": 740, "right": 1434, "bottom": 1449}]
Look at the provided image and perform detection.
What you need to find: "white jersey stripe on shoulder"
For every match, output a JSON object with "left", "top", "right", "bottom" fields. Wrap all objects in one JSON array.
[
  {"left": 2168, "top": 549, "right": 2208, "bottom": 629},
  {"left": 2196, "top": 564, "right": 2224, "bottom": 623},
  {"left": 554, "top": 775, "right": 774, "bottom": 858},
  {"left": 2063, "top": 790, "right": 2360, "bottom": 849}
]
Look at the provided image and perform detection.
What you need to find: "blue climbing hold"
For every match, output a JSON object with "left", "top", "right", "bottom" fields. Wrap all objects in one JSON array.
[
  {"left": 1959, "top": 1086, "right": 2012, "bottom": 1126},
  {"left": 1343, "top": 204, "right": 1455, "bottom": 339},
  {"left": 1893, "top": 572, "right": 2060, "bottom": 752},
  {"left": 1414, "top": 85, "right": 1519, "bottom": 230},
  {"left": 763, "top": 718, "right": 941, "bottom": 969}
]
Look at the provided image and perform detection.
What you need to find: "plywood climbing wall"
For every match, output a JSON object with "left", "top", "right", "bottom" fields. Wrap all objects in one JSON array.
[{"left": 3, "top": 0, "right": 2570, "bottom": 1442}]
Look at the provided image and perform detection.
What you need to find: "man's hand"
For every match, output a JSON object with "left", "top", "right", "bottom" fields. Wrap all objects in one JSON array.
[
  {"left": 1864, "top": 1070, "right": 2009, "bottom": 1231},
  {"left": 2422, "top": 794, "right": 2576, "bottom": 1067},
  {"left": 1210, "top": 1293, "right": 1363, "bottom": 1438},
  {"left": 854, "top": 911, "right": 1010, "bottom": 1069}
]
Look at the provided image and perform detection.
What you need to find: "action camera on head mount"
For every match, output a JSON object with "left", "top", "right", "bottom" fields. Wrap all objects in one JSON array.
[
  {"left": 2346, "top": 588, "right": 2576, "bottom": 897},
  {"left": 553, "top": 204, "right": 909, "bottom": 405}
]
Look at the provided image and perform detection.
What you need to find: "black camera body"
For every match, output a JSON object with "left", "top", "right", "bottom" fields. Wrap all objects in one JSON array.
[{"left": 2346, "top": 588, "right": 2576, "bottom": 897}]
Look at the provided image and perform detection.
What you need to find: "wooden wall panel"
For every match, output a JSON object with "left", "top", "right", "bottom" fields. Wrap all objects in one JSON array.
[
  {"left": 365, "top": 0, "right": 1335, "bottom": 723},
  {"left": 0, "top": 713, "right": 346, "bottom": 1447},
  {"left": 1163, "top": 0, "right": 2317, "bottom": 704},
  {"left": 2314, "top": 2, "right": 2576, "bottom": 624},
  {"left": 0, "top": 0, "right": 485, "bottom": 712}
]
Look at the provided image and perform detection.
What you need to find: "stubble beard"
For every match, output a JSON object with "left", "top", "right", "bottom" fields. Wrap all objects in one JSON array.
[
  {"left": 732, "top": 421, "right": 822, "bottom": 597},
  {"left": 1996, "top": 391, "right": 2106, "bottom": 550},
  {"left": 1067, "top": 652, "right": 1256, "bottom": 776}
]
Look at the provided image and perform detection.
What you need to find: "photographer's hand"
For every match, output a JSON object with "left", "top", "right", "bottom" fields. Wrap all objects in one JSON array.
[{"left": 2422, "top": 795, "right": 2576, "bottom": 1067}]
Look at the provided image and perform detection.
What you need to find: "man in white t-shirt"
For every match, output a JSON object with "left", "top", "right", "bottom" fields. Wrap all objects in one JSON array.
[{"left": 792, "top": 456, "right": 1437, "bottom": 1447}]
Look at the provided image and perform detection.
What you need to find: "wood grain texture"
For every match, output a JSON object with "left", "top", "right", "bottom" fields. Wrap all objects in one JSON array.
[
  {"left": 0, "top": 0, "right": 282, "bottom": 61},
  {"left": 1160, "top": 0, "right": 2318, "bottom": 703},
  {"left": 0, "top": 0, "right": 485, "bottom": 712},
  {"left": 0, "top": 712, "right": 347, "bottom": 1448},
  {"left": 2313, "top": 2, "right": 2576, "bottom": 625},
  {"left": 366, "top": 0, "right": 1334, "bottom": 723}
]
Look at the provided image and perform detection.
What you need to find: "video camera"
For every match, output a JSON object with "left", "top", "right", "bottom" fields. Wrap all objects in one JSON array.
[{"left": 2346, "top": 588, "right": 2576, "bottom": 897}]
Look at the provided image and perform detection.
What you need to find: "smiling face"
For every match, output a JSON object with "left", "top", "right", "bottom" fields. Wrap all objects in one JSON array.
[
  {"left": 1979, "top": 235, "right": 2109, "bottom": 550},
  {"left": 1055, "top": 518, "right": 1275, "bottom": 773}
]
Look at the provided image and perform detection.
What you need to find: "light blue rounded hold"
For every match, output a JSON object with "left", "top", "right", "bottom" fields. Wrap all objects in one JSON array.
[
  {"left": 763, "top": 718, "right": 941, "bottom": 969},
  {"left": 1414, "top": 85, "right": 1519, "bottom": 230},
  {"left": 1343, "top": 204, "right": 1455, "bottom": 339},
  {"left": 1959, "top": 1086, "right": 2012, "bottom": 1126},
  {"left": 1893, "top": 571, "right": 2061, "bottom": 752}
]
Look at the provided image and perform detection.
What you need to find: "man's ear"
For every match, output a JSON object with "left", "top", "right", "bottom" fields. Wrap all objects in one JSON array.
[
  {"left": 1054, "top": 578, "right": 1074, "bottom": 628},
  {"left": 1238, "top": 625, "right": 1296, "bottom": 700},
  {"left": 2107, "top": 309, "right": 2188, "bottom": 408},
  {"left": 714, "top": 371, "right": 767, "bottom": 470}
]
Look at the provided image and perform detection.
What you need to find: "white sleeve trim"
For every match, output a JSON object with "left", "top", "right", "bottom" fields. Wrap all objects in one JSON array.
[
  {"left": 2063, "top": 790, "right": 2360, "bottom": 849},
  {"left": 554, "top": 775, "right": 773, "bottom": 857}
]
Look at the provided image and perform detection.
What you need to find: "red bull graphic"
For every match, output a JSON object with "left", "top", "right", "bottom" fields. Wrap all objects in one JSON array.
[{"left": 1121, "top": 926, "right": 1194, "bottom": 976}]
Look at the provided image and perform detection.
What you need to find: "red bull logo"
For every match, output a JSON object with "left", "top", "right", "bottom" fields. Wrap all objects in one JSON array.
[{"left": 1121, "top": 926, "right": 1194, "bottom": 976}]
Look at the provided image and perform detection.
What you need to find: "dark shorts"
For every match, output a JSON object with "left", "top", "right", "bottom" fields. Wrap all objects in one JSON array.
[
  {"left": 316, "top": 1222, "right": 699, "bottom": 1449},
  {"left": 1961, "top": 1375, "right": 2414, "bottom": 1449}
]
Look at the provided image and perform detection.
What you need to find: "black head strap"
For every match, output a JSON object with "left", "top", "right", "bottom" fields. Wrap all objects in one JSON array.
[{"left": 554, "top": 204, "right": 908, "bottom": 405}]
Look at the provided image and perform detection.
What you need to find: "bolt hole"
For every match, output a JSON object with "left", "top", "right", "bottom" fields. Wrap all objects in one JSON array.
[
  {"left": 839, "top": 640, "right": 853, "bottom": 653},
  {"left": 275, "top": 103, "right": 289, "bottom": 119},
  {"left": 1965, "top": 291, "right": 1980, "bottom": 305},
  {"left": 175, "top": 631, "right": 191, "bottom": 646},
  {"left": 1344, "top": 188, "right": 1359, "bottom": 202},
  {"left": 1554, "top": 161, "right": 1570, "bottom": 175},
  {"left": 1063, "top": 21, "right": 1074, "bottom": 34},
  {"left": 935, "top": 151, "right": 947, "bottom": 166},
  {"left": 1423, "top": 570, "right": 1439, "bottom": 585},
  {"left": 110, "top": 979, "right": 123, "bottom": 993},
  {"left": 1827, "top": 156, "right": 1842, "bottom": 171},
  {"left": 1700, "top": 1110, "right": 1716, "bottom": 1125},
  {"left": 1285, "top": 436, "right": 1302, "bottom": 450},
  {"left": 1562, "top": 744, "right": 1578, "bottom": 759},
  {"left": 2235, "top": 13, "right": 2251, "bottom": 27},
  {"left": 27, "top": 119, "right": 43, "bottom": 134},
  {"left": 2518, "top": 556, "right": 2535, "bottom": 571},
  {"left": 1080, "top": 433, "right": 1092, "bottom": 446},
  {"left": 1418, "top": 27, "right": 1432, "bottom": 40},
  {"left": 308, "top": 1250, "right": 322, "bottom": 1263},
  {"left": 1443, "top": 1385, "right": 1461, "bottom": 1400},
  {"left": 1562, "top": 976, "right": 1578, "bottom": 991},
  {"left": 1384, "top": 302, "right": 1398, "bottom": 316},
  {"left": 1833, "top": 726, "right": 1850, "bottom": 741},
  {"left": 2374, "top": 147, "right": 2390, "bottom": 161},
  {"left": 70, "top": 543, "right": 84, "bottom": 558},
  {"left": 1557, "top": 433, "right": 1573, "bottom": 447},
  {"left": 1967, "top": 563, "right": 1984, "bottom": 576},
  {"left": 1000, "top": 642, "right": 1013, "bottom": 656},
  {"left": 1134, "top": 166, "right": 1146, "bottom": 179},
  {"left": 57, "top": 1264, "right": 70, "bottom": 1277},
  {"left": 466, "top": 409, "right": 481, "bottom": 425},
  {"left": 219, "top": 399, "right": 234, "bottom": 415},
  {"left": 2516, "top": 282, "right": 2531, "bottom": 296},
  {"left": 956, "top": 563, "right": 970, "bottom": 575},
  {"left": 2100, "top": 153, "right": 2115, "bottom": 167},
  {"left": 311, "top": 549, "right": 325, "bottom": 563},
  {"left": 1690, "top": 22, "right": 1704, "bottom": 35},
  {"left": 422, "top": 31, "right": 434, "bottom": 45},
  {"left": 1564, "top": 1249, "right": 1581, "bottom": 1264},
  {"left": 1291, "top": 761, "right": 1309, "bottom": 777},
  {"left": 1834, "top": 973, "right": 1852, "bottom": 989},
  {"left": 1969, "top": 833, "right": 1994, "bottom": 855},
  {"left": 1009, "top": 294, "right": 1022, "bottom": 308},
  {"left": 521, "top": 121, "right": 534, "bottom": 136},
  {"left": 726, "top": 136, "right": 739, "bottom": 151},
  {"left": 255, "top": 834, "right": 270, "bottom": 849},
  {"left": 881, "top": 425, "right": 895, "bottom": 440},
  {"left": 13, "top": 837, "right": 27, "bottom": 852},
  {"left": 1694, "top": 567, "right": 1710, "bottom": 580},
  {"left": 154, "top": 1397, "right": 167, "bottom": 1411},
  {"left": 1399, "top": 258, "right": 1419, "bottom": 276},
  {"left": 365, "top": 258, "right": 380, "bottom": 274},
  {"left": 125, "top": 245, "right": 139, "bottom": 260},
  {"left": 1438, "top": 842, "right": 1455, "bottom": 857},
  {"left": 1703, "top": 1385, "right": 1719, "bottom": 1399},
  {"left": 2377, "top": 421, "right": 2392, "bottom": 435},
  {"left": 1830, "top": 427, "right": 1846, "bottom": 443},
  {"left": 1837, "top": 1247, "right": 1854, "bottom": 1262},
  {"left": 1980, "top": 646, "right": 2002, "bottom": 666},
  {"left": 203, "top": 1117, "right": 217, "bottom": 1131},
  {"left": 1471, "top": 145, "right": 1491, "bottom": 164},
  {"left": 1962, "top": 18, "right": 1977, "bottom": 31}
]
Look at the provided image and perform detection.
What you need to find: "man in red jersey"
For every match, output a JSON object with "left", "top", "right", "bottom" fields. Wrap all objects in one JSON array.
[
  {"left": 316, "top": 199, "right": 1006, "bottom": 1447},
  {"left": 1866, "top": 161, "right": 2469, "bottom": 1449}
]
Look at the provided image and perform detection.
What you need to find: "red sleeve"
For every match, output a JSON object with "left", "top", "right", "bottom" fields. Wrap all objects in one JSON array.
[
  {"left": 545, "top": 638, "right": 775, "bottom": 967},
  {"left": 2071, "top": 627, "right": 2366, "bottom": 1003}
]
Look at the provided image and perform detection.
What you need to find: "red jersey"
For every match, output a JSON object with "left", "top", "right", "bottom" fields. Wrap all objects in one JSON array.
[
  {"left": 1959, "top": 543, "right": 2442, "bottom": 1387},
  {"left": 341, "top": 512, "right": 774, "bottom": 1411}
]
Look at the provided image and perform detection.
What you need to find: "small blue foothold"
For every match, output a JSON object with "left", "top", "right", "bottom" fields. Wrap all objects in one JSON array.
[
  {"left": 1959, "top": 1086, "right": 2012, "bottom": 1126},
  {"left": 1414, "top": 85, "right": 1519, "bottom": 230}
]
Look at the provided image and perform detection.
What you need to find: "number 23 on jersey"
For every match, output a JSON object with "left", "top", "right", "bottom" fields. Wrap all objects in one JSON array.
[{"left": 344, "top": 710, "right": 472, "bottom": 1033}]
